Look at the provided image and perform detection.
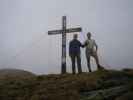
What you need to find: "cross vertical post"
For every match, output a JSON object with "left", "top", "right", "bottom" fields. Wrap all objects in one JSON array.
[{"left": 61, "top": 16, "right": 66, "bottom": 74}]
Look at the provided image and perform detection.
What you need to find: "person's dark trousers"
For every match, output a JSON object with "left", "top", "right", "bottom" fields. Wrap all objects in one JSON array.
[
  {"left": 70, "top": 54, "right": 82, "bottom": 74},
  {"left": 70, "top": 54, "right": 76, "bottom": 74},
  {"left": 86, "top": 55, "right": 92, "bottom": 72},
  {"left": 76, "top": 54, "right": 82, "bottom": 74}
]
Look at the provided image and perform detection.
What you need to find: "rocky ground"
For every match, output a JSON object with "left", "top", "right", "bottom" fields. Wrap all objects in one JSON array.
[{"left": 0, "top": 68, "right": 133, "bottom": 100}]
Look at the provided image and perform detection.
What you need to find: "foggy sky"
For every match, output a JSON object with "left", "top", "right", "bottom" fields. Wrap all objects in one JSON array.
[{"left": 0, "top": 0, "right": 133, "bottom": 74}]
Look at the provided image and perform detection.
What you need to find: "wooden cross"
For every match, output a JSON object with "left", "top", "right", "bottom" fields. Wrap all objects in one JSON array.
[{"left": 48, "top": 16, "right": 82, "bottom": 74}]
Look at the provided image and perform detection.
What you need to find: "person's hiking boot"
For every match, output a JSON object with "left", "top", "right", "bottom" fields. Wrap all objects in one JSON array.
[
  {"left": 78, "top": 71, "right": 82, "bottom": 74},
  {"left": 87, "top": 66, "right": 92, "bottom": 72},
  {"left": 72, "top": 72, "right": 76, "bottom": 74},
  {"left": 88, "top": 69, "right": 92, "bottom": 72},
  {"left": 98, "top": 64, "right": 104, "bottom": 70}
]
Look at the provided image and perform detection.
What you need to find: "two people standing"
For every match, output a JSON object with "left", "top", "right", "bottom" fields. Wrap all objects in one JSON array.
[{"left": 69, "top": 32, "right": 102, "bottom": 74}]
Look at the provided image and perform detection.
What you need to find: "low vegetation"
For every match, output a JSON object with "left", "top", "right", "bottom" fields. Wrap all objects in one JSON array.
[{"left": 0, "top": 68, "right": 133, "bottom": 100}]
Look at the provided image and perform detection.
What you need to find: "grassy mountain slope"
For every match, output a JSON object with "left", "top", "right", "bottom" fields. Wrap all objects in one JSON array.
[
  {"left": 0, "top": 68, "right": 133, "bottom": 100},
  {"left": 0, "top": 68, "right": 35, "bottom": 79}
]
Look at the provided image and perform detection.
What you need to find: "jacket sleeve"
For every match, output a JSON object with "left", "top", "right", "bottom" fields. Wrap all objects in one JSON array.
[
  {"left": 78, "top": 41, "right": 82, "bottom": 47},
  {"left": 82, "top": 40, "right": 87, "bottom": 47}
]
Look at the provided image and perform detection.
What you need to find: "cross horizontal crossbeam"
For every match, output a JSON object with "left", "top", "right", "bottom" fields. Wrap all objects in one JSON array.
[{"left": 48, "top": 27, "right": 82, "bottom": 35}]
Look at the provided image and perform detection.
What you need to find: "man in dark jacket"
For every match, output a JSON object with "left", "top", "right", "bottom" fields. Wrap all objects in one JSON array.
[{"left": 69, "top": 34, "right": 84, "bottom": 74}]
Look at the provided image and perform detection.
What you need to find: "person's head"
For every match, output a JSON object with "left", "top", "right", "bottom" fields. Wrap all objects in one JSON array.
[
  {"left": 87, "top": 32, "right": 91, "bottom": 39},
  {"left": 73, "top": 34, "right": 78, "bottom": 39}
]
